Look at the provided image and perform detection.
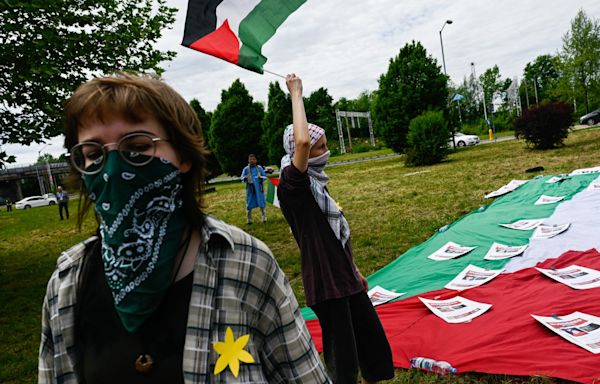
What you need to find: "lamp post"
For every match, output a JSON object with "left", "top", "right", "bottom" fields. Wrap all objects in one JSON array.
[{"left": 439, "top": 19, "right": 453, "bottom": 76}]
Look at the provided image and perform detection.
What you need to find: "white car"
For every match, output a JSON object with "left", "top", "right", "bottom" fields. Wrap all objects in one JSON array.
[
  {"left": 15, "top": 195, "right": 58, "bottom": 209},
  {"left": 449, "top": 132, "right": 480, "bottom": 147}
]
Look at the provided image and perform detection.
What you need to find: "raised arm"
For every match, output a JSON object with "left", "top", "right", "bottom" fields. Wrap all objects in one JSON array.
[{"left": 286, "top": 74, "right": 310, "bottom": 173}]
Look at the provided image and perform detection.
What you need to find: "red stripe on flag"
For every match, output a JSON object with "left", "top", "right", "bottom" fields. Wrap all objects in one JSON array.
[
  {"left": 189, "top": 19, "right": 240, "bottom": 64},
  {"left": 268, "top": 177, "right": 280, "bottom": 186}
]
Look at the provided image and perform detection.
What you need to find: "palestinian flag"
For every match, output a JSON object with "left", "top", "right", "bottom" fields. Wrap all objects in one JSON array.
[
  {"left": 303, "top": 170, "right": 600, "bottom": 382},
  {"left": 266, "top": 177, "right": 280, "bottom": 207},
  {"left": 182, "top": 0, "right": 306, "bottom": 73}
]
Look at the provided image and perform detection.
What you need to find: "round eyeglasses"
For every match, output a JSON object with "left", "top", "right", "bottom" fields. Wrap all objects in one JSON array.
[{"left": 69, "top": 132, "right": 170, "bottom": 175}]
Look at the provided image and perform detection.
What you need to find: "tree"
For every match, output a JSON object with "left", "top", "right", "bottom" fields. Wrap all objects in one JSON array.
[
  {"left": 373, "top": 41, "right": 448, "bottom": 152},
  {"left": 208, "top": 79, "right": 265, "bottom": 175},
  {"left": 334, "top": 90, "right": 373, "bottom": 112},
  {"left": 36, "top": 153, "right": 61, "bottom": 164},
  {"left": 261, "top": 81, "right": 290, "bottom": 165},
  {"left": 479, "top": 65, "right": 503, "bottom": 112},
  {"left": 522, "top": 54, "right": 560, "bottom": 104},
  {"left": 561, "top": 9, "right": 600, "bottom": 114},
  {"left": 304, "top": 87, "right": 336, "bottom": 138},
  {"left": 0, "top": 0, "right": 176, "bottom": 166},
  {"left": 189, "top": 99, "right": 222, "bottom": 180},
  {"left": 449, "top": 76, "right": 483, "bottom": 125}
]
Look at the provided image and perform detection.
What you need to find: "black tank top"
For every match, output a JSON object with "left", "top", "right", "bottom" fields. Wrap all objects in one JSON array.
[{"left": 77, "top": 241, "right": 193, "bottom": 383}]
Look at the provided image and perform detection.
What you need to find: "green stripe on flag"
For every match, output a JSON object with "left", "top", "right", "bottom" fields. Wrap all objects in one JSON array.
[
  {"left": 301, "top": 173, "right": 598, "bottom": 320},
  {"left": 238, "top": 0, "right": 307, "bottom": 72}
]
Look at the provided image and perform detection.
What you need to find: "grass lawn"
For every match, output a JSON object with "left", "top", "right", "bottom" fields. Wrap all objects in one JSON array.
[{"left": 2, "top": 129, "right": 599, "bottom": 383}]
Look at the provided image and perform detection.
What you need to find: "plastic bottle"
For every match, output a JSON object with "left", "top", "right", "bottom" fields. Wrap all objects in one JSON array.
[{"left": 409, "top": 357, "right": 457, "bottom": 375}]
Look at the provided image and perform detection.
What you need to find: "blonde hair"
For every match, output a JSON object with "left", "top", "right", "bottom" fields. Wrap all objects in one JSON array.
[{"left": 64, "top": 72, "right": 209, "bottom": 228}]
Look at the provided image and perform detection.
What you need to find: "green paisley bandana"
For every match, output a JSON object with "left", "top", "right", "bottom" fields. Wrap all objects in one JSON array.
[{"left": 83, "top": 151, "right": 185, "bottom": 332}]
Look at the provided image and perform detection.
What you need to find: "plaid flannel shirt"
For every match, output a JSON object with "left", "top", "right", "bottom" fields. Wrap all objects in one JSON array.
[{"left": 39, "top": 216, "right": 330, "bottom": 383}]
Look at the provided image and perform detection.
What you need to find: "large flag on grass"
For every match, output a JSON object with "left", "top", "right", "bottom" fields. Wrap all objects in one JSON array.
[
  {"left": 182, "top": 0, "right": 306, "bottom": 73},
  {"left": 303, "top": 170, "right": 600, "bottom": 382}
]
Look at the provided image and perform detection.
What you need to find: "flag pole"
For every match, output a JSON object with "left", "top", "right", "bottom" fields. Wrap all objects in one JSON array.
[{"left": 263, "top": 68, "right": 286, "bottom": 79}]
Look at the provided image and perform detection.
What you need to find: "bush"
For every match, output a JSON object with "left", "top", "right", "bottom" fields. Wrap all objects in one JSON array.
[
  {"left": 492, "top": 111, "right": 517, "bottom": 132},
  {"left": 405, "top": 111, "right": 450, "bottom": 166},
  {"left": 349, "top": 138, "right": 384, "bottom": 153},
  {"left": 514, "top": 102, "right": 572, "bottom": 149}
]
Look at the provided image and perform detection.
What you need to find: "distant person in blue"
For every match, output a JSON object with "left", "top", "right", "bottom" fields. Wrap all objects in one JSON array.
[{"left": 241, "top": 154, "right": 267, "bottom": 224}]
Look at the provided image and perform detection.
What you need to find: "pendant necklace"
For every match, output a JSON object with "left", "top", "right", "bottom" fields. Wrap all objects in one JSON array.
[{"left": 133, "top": 228, "right": 193, "bottom": 374}]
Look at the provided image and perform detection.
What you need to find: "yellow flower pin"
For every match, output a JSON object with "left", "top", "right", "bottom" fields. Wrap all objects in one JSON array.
[{"left": 213, "top": 326, "right": 255, "bottom": 377}]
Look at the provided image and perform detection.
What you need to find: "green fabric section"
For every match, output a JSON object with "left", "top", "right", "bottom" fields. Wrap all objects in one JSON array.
[
  {"left": 302, "top": 174, "right": 596, "bottom": 320},
  {"left": 266, "top": 178, "right": 275, "bottom": 204},
  {"left": 237, "top": 0, "right": 306, "bottom": 72}
]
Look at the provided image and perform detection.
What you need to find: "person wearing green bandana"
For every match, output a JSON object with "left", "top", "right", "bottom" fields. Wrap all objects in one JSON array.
[{"left": 39, "top": 73, "right": 330, "bottom": 384}]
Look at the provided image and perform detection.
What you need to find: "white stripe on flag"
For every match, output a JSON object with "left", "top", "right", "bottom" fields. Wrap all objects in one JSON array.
[
  {"left": 504, "top": 175, "right": 600, "bottom": 272},
  {"left": 216, "top": 0, "right": 261, "bottom": 36}
]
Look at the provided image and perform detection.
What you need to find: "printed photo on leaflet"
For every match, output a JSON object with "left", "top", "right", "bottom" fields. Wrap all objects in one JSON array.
[
  {"left": 484, "top": 242, "right": 528, "bottom": 260},
  {"left": 419, "top": 296, "right": 492, "bottom": 323},
  {"left": 445, "top": 264, "right": 503, "bottom": 290},
  {"left": 536, "top": 265, "right": 600, "bottom": 289},
  {"left": 427, "top": 241, "right": 477, "bottom": 261},
  {"left": 532, "top": 312, "right": 600, "bottom": 354}
]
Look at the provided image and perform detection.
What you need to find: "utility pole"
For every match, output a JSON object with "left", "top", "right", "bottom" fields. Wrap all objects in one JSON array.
[
  {"left": 471, "top": 62, "right": 488, "bottom": 125},
  {"left": 36, "top": 144, "right": 48, "bottom": 195}
]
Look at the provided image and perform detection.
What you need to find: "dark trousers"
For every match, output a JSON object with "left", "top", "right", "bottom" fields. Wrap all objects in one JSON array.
[
  {"left": 311, "top": 291, "right": 394, "bottom": 383},
  {"left": 59, "top": 202, "right": 69, "bottom": 220}
]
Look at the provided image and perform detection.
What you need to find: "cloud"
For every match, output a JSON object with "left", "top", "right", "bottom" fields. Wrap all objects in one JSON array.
[
  {"left": 159, "top": 0, "right": 600, "bottom": 111},
  {"left": 3, "top": 136, "right": 66, "bottom": 166}
]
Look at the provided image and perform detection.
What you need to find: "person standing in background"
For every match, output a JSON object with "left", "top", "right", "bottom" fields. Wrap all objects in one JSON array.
[
  {"left": 241, "top": 154, "right": 267, "bottom": 224},
  {"left": 56, "top": 185, "right": 69, "bottom": 220},
  {"left": 6, "top": 198, "right": 12, "bottom": 212}
]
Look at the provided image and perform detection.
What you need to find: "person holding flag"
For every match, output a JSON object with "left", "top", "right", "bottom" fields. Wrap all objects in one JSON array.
[{"left": 277, "top": 74, "right": 394, "bottom": 384}]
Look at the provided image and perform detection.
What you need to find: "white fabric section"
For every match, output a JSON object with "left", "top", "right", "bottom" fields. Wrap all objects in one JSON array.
[
  {"left": 272, "top": 186, "right": 280, "bottom": 208},
  {"left": 216, "top": 0, "right": 261, "bottom": 36},
  {"left": 570, "top": 166, "right": 600, "bottom": 176},
  {"left": 504, "top": 175, "right": 600, "bottom": 272}
]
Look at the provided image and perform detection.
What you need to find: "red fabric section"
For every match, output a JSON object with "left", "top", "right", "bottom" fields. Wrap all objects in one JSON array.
[
  {"left": 306, "top": 249, "right": 600, "bottom": 383},
  {"left": 269, "top": 177, "right": 280, "bottom": 186},
  {"left": 189, "top": 19, "right": 240, "bottom": 64}
]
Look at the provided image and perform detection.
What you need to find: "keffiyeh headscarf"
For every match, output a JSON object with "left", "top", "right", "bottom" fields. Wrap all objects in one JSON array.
[{"left": 281, "top": 124, "right": 350, "bottom": 247}]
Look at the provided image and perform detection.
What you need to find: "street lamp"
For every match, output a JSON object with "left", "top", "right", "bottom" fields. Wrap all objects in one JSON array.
[{"left": 439, "top": 19, "right": 453, "bottom": 76}]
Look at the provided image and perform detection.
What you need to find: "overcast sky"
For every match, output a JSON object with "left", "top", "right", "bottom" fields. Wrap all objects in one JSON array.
[{"left": 4, "top": 0, "right": 600, "bottom": 165}]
